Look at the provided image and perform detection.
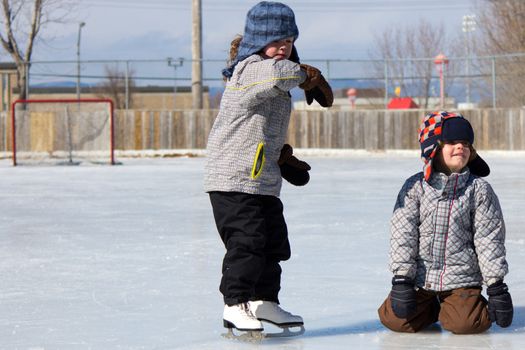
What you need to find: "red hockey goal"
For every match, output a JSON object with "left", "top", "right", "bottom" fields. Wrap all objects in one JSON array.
[{"left": 11, "top": 98, "right": 115, "bottom": 166}]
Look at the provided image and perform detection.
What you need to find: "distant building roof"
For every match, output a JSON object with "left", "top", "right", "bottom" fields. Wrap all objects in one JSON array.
[
  {"left": 387, "top": 97, "right": 419, "bottom": 109},
  {"left": 0, "top": 62, "right": 17, "bottom": 71}
]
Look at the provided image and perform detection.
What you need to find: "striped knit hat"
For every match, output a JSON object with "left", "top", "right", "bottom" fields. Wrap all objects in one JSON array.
[
  {"left": 222, "top": 1, "right": 299, "bottom": 78},
  {"left": 418, "top": 111, "right": 490, "bottom": 180}
]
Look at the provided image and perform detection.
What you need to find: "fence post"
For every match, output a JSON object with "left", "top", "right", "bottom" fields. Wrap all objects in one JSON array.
[
  {"left": 384, "top": 60, "right": 388, "bottom": 108},
  {"left": 125, "top": 61, "right": 130, "bottom": 111},
  {"left": 491, "top": 56, "right": 497, "bottom": 108}
]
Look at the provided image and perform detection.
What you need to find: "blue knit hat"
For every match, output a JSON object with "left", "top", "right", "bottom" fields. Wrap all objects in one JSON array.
[
  {"left": 418, "top": 111, "right": 489, "bottom": 180},
  {"left": 222, "top": 1, "right": 299, "bottom": 78}
]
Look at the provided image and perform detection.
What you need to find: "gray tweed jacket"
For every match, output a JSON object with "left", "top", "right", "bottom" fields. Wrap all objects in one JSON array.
[
  {"left": 204, "top": 54, "right": 306, "bottom": 196},
  {"left": 389, "top": 169, "right": 508, "bottom": 291}
]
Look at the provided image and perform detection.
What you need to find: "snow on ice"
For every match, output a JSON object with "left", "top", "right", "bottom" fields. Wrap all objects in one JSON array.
[{"left": 0, "top": 151, "right": 524, "bottom": 349}]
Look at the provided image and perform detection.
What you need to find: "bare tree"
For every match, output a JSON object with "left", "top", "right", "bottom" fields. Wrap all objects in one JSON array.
[
  {"left": 477, "top": 0, "right": 525, "bottom": 53},
  {"left": 369, "top": 19, "right": 457, "bottom": 109},
  {"left": 98, "top": 65, "right": 136, "bottom": 109},
  {"left": 476, "top": 0, "right": 525, "bottom": 107},
  {"left": 0, "top": 0, "right": 73, "bottom": 100}
]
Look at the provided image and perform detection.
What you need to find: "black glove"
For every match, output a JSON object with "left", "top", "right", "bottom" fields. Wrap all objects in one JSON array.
[
  {"left": 487, "top": 281, "right": 513, "bottom": 328},
  {"left": 278, "top": 144, "right": 311, "bottom": 186},
  {"left": 390, "top": 275, "right": 417, "bottom": 318}
]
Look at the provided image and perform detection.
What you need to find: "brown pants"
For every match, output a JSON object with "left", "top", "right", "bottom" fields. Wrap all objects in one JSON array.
[{"left": 378, "top": 287, "right": 492, "bottom": 334}]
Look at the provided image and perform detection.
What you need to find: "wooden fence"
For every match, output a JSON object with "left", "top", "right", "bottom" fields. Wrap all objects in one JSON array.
[
  {"left": 111, "top": 109, "right": 525, "bottom": 151},
  {"left": 286, "top": 109, "right": 525, "bottom": 150},
  {"left": 1, "top": 109, "right": 525, "bottom": 155}
]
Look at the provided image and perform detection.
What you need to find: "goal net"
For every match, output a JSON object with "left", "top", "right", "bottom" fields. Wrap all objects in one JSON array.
[{"left": 11, "top": 99, "right": 115, "bottom": 166}]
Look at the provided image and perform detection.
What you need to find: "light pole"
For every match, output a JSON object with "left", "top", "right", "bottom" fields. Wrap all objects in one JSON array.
[
  {"left": 434, "top": 53, "right": 449, "bottom": 109},
  {"left": 76, "top": 22, "right": 86, "bottom": 100},
  {"left": 462, "top": 14, "right": 476, "bottom": 105},
  {"left": 167, "top": 57, "right": 184, "bottom": 109}
]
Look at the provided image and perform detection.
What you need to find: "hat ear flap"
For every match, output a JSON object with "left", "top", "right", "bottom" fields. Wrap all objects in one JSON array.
[
  {"left": 289, "top": 45, "right": 300, "bottom": 63},
  {"left": 468, "top": 147, "right": 490, "bottom": 177}
]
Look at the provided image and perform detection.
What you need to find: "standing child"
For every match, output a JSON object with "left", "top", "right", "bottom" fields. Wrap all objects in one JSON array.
[
  {"left": 378, "top": 111, "right": 513, "bottom": 334},
  {"left": 204, "top": 1, "right": 332, "bottom": 338}
]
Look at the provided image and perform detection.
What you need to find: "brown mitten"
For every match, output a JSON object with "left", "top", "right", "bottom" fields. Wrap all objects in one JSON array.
[
  {"left": 284, "top": 154, "right": 311, "bottom": 171},
  {"left": 305, "top": 78, "right": 334, "bottom": 107},
  {"left": 278, "top": 143, "right": 294, "bottom": 165},
  {"left": 278, "top": 144, "right": 311, "bottom": 186},
  {"left": 279, "top": 144, "right": 310, "bottom": 170},
  {"left": 299, "top": 64, "right": 333, "bottom": 107},
  {"left": 298, "top": 64, "right": 322, "bottom": 90}
]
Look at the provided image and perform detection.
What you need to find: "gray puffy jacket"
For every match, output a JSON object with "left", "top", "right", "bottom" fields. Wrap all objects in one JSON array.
[
  {"left": 204, "top": 54, "right": 305, "bottom": 196},
  {"left": 389, "top": 170, "right": 508, "bottom": 291}
]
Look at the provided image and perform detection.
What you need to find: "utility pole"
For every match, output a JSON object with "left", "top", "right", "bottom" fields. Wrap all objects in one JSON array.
[
  {"left": 76, "top": 22, "right": 86, "bottom": 100},
  {"left": 192, "top": 0, "right": 203, "bottom": 109}
]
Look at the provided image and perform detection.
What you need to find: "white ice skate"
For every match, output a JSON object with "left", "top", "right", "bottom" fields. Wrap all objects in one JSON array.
[
  {"left": 249, "top": 300, "right": 305, "bottom": 338},
  {"left": 222, "top": 303, "right": 264, "bottom": 341}
]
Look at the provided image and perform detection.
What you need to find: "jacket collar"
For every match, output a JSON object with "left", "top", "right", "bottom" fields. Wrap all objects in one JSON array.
[{"left": 428, "top": 168, "right": 471, "bottom": 191}]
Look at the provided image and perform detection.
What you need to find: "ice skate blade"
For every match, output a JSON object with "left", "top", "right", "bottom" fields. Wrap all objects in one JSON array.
[
  {"left": 264, "top": 324, "right": 305, "bottom": 338},
  {"left": 222, "top": 328, "right": 264, "bottom": 342}
]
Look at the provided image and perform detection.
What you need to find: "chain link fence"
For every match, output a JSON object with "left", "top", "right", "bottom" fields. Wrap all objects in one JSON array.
[{"left": 21, "top": 52, "right": 525, "bottom": 109}]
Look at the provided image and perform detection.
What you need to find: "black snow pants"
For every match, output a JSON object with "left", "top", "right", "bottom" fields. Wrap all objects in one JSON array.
[{"left": 209, "top": 191, "right": 291, "bottom": 306}]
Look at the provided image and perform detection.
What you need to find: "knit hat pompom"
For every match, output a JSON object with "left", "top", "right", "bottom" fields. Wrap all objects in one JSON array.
[
  {"left": 418, "top": 111, "right": 489, "bottom": 180},
  {"left": 222, "top": 1, "right": 299, "bottom": 78}
]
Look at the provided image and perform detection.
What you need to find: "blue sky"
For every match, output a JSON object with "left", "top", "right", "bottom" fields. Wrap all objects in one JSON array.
[{"left": 33, "top": 0, "right": 477, "bottom": 62}]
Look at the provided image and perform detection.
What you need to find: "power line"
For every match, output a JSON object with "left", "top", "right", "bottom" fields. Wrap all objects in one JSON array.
[{"left": 80, "top": 0, "right": 474, "bottom": 12}]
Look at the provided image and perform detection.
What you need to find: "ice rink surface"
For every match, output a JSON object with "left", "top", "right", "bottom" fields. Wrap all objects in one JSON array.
[{"left": 1, "top": 152, "right": 524, "bottom": 349}]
